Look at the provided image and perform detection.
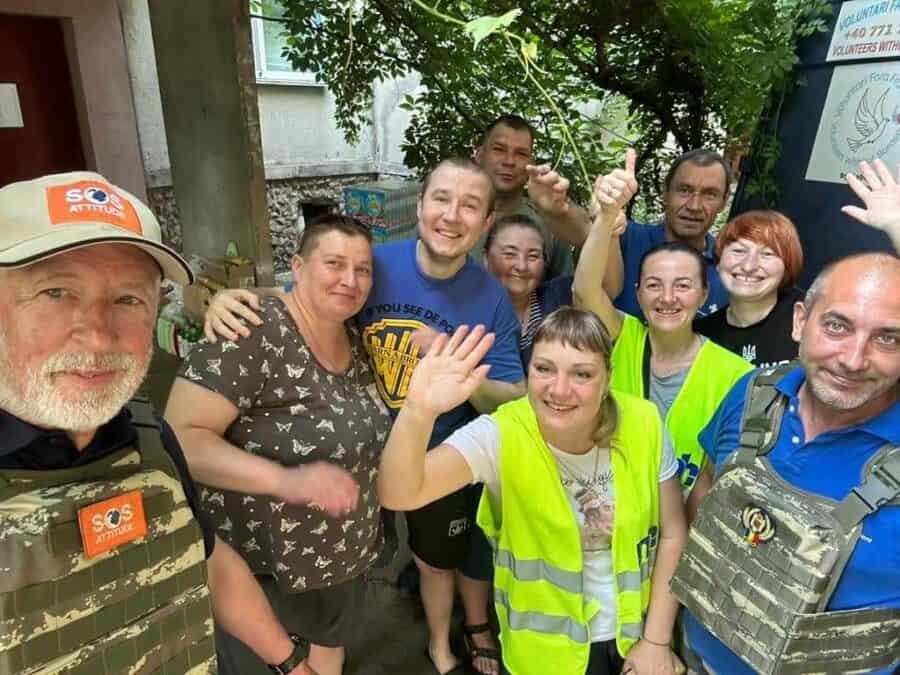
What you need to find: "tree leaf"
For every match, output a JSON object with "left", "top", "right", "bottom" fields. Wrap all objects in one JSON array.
[{"left": 464, "top": 9, "right": 522, "bottom": 47}]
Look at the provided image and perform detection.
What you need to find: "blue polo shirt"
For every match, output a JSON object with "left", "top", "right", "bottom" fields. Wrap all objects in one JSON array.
[
  {"left": 684, "top": 366, "right": 900, "bottom": 675},
  {"left": 616, "top": 220, "right": 727, "bottom": 319}
]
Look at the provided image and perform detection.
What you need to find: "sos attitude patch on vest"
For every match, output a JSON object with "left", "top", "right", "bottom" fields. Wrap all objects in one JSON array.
[
  {"left": 46, "top": 181, "right": 143, "bottom": 235},
  {"left": 78, "top": 490, "right": 148, "bottom": 558}
]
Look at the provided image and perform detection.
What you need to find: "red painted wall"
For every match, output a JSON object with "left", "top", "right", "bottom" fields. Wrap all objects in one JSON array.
[{"left": 0, "top": 12, "right": 86, "bottom": 187}]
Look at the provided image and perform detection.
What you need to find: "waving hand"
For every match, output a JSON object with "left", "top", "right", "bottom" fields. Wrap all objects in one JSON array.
[{"left": 404, "top": 325, "right": 495, "bottom": 418}]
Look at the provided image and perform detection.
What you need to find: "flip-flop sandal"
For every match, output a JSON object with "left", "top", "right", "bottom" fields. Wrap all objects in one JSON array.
[
  {"left": 424, "top": 648, "right": 467, "bottom": 675},
  {"left": 463, "top": 623, "right": 502, "bottom": 674}
]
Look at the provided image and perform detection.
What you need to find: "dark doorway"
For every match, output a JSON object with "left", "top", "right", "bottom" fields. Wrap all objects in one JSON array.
[
  {"left": 0, "top": 13, "right": 86, "bottom": 187},
  {"left": 301, "top": 200, "right": 336, "bottom": 223}
]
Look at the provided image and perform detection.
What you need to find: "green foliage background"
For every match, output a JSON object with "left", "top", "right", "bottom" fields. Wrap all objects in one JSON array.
[{"left": 272, "top": 0, "right": 831, "bottom": 215}]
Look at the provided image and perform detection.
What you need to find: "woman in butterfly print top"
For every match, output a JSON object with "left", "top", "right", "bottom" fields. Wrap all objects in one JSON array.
[{"left": 166, "top": 215, "right": 391, "bottom": 675}]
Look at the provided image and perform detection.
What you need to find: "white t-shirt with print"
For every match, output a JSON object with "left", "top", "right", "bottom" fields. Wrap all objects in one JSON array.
[{"left": 445, "top": 415, "right": 678, "bottom": 642}]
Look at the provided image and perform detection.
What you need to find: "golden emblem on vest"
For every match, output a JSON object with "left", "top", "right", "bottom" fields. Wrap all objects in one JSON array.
[{"left": 740, "top": 503, "right": 775, "bottom": 547}]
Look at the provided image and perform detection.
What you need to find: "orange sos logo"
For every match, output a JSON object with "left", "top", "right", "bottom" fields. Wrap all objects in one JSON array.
[
  {"left": 91, "top": 503, "right": 135, "bottom": 533},
  {"left": 78, "top": 490, "right": 147, "bottom": 558},
  {"left": 46, "top": 180, "right": 143, "bottom": 234}
]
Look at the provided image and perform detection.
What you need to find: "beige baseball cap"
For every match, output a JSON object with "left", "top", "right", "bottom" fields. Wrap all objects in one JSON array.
[{"left": 0, "top": 171, "right": 193, "bottom": 285}]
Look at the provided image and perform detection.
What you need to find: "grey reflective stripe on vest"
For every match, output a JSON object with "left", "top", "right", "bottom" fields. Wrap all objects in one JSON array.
[
  {"left": 494, "top": 548, "right": 583, "bottom": 594},
  {"left": 494, "top": 549, "right": 645, "bottom": 645},
  {"left": 616, "top": 557, "right": 652, "bottom": 592},
  {"left": 620, "top": 621, "right": 643, "bottom": 640},
  {"left": 495, "top": 588, "right": 590, "bottom": 644}
]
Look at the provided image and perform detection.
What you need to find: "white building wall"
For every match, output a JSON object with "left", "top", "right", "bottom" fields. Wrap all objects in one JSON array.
[{"left": 118, "top": 0, "right": 414, "bottom": 187}]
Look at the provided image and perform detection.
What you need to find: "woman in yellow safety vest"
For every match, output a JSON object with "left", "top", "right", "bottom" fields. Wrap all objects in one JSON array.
[
  {"left": 378, "top": 308, "right": 687, "bottom": 675},
  {"left": 574, "top": 155, "right": 752, "bottom": 519}
]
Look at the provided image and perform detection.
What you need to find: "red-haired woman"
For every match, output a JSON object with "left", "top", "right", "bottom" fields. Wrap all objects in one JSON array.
[{"left": 694, "top": 210, "right": 804, "bottom": 368}]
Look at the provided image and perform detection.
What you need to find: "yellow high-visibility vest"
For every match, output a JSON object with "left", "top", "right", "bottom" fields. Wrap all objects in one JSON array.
[
  {"left": 476, "top": 392, "right": 662, "bottom": 675},
  {"left": 611, "top": 314, "right": 752, "bottom": 493}
]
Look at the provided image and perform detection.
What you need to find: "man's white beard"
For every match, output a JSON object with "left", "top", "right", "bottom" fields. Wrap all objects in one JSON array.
[{"left": 0, "top": 333, "right": 150, "bottom": 432}]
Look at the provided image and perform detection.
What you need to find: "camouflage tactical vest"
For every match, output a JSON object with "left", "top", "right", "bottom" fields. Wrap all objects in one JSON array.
[
  {"left": 670, "top": 365, "right": 900, "bottom": 675},
  {"left": 0, "top": 400, "right": 217, "bottom": 674}
]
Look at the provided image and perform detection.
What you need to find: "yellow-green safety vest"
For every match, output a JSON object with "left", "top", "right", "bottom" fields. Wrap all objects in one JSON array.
[
  {"left": 610, "top": 314, "right": 752, "bottom": 493},
  {"left": 476, "top": 392, "right": 662, "bottom": 675}
]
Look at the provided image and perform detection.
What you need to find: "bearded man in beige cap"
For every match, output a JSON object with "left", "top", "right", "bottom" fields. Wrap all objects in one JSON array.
[{"left": 0, "top": 173, "right": 316, "bottom": 675}]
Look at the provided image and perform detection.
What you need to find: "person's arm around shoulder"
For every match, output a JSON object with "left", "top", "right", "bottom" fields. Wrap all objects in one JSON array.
[
  {"left": 572, "top": 149, "right": 639, "bottom": 342},
  {"left": 379, "top": 325, "right": 494, "bottom": 511},
  {"left": 207, "top": 537, "right": 317, "bottom": 674},
  {"left": 204, "top": 287, "right": 282, "bottom": 342},
  {"left": 408, "top": 323, "right": 524, "bottom": 414},
  {"left": 469, "top": 378, "right": 526, "bottom": 414},
  {"left": 622, "top": 476, "right": 687, "bottom": 675},
  {"left": 842, "top": 158, "right": 900, "bottom": 252}
]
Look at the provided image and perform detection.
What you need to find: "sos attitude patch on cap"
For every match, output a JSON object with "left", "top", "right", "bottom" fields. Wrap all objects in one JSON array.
[{"left": 47, "top": 181, "right": 143, "bottom": 235}]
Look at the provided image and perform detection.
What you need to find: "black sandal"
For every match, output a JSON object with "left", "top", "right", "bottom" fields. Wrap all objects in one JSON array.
[{"left": 463, "top": 623, "right": 501, "bottom": 674}]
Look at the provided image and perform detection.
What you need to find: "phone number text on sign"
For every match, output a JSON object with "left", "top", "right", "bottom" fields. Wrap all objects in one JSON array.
[{"left": 829, "top": 0, "right": 900, "bottom": 61}]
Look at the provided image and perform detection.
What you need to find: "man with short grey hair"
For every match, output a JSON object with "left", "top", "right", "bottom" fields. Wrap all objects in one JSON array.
[{"left": 0, "top": 173, "right": 315, "bottom": 675}]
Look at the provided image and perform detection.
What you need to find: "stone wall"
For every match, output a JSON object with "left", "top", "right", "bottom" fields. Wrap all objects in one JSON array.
[
  {"left": 265, "top": 173, "right": 376, "bottom": 271},
  {"left": 146, "top": 185, "right": 181, "bottom": 252},
  {"left": 147, "top": 172, "right": 416, "bottom": 274}
]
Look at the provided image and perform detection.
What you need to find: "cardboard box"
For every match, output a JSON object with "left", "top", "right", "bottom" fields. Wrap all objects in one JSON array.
[{"left": 343, "top": 180, "right": 419, "bottom": 243}]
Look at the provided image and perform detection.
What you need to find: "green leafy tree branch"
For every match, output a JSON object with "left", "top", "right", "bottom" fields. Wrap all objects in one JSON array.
[{"left": 275, "top": 0, "right": 830, "bottom": 209}]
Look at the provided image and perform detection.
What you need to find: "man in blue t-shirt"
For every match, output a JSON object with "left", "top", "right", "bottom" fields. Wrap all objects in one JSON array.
[
  {"left": 684, "top": 254, "right": 900, "bottom": 674},
  {"left": 361, "top": 158, "right": 524, "bottom": 675},
  {"left": 527, "top": 148, "right": 732, "bottom": 319}
]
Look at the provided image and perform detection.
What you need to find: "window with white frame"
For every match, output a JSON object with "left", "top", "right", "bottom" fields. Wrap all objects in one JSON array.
[{"left": 250, "top": 0, "right": 323, "bottom": 86}]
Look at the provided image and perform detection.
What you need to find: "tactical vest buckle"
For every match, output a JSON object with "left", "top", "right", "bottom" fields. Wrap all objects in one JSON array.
[
  {"left": 739, "top": 430, "right": 765, "bottom": 449},
  {"left": 852, "top": 462, "right": 900, "bottom": 512}
]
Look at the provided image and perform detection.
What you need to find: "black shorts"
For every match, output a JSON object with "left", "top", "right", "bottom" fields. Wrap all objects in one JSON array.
[
  {"left": 406, "top": 483, "right": 491, "bottom": 572},
  {"left": 585, "top": 639, "right": 625, "bottom": 675},
  {"left": 273, "top": 573, "right": 367, "bottom": 647},
  {"left": 215, "top": 574, "right": 367, "bottom": 673}
]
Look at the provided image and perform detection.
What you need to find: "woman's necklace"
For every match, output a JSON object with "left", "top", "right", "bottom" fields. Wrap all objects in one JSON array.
[{"left": 554, "top": 444, "right": 602, "bottom": 495}]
